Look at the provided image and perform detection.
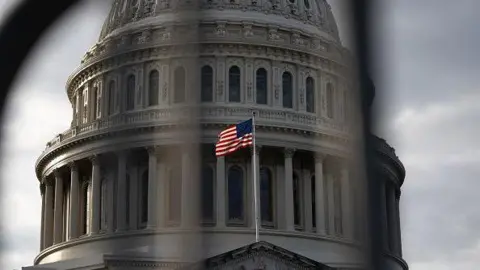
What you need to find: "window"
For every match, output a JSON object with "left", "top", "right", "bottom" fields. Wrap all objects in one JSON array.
[
  {"left": 168, "top": 167, "right": 181, "bottom": 224},
  {"left": 311, "top": 176, "right": 316, "bottom": 228},
  {"left": 126, "top": 74, "right": 135, "bottom": 111},
  {"left": 334, "top": 178, "right": 342, "bottom": 235},
  {"left": 343, "top": 90, "right": 348, "bottom": 122},
  {"left": 82, "top": 88, "right": 89, "bottom": 123},
  {"left": 108, "top": 80, "right": 116, "bottom": 116},
  {"left": 260, "top": 167, "right": 274, "bottom": 225},
  {"left": 306, "top": 77, "right": 315, "bottom": 113},
  {"left": 201, "top": 165, "right": 215, "bottom": 223},
  {"left": 326, "top": 83, "right": 334, "bottom": 118},
  {"left": 304, "top": 0, "right": 310, "bottom": 9},
  {"left": 229, "top": 66, "right": 241, "bottom": 102},
  {"left": 282, "top": 72, "right": 293, "bottom": 108},
  {"left": 95, "top": 86, "right": 102, "bottom": 119},
  {"left": 100, "top": 178, "right": 108, "bottom": 231},
  {"left": 293, "top": 172, "right": 302, "bottom": 227},
  {"left": 201, "top": 66, "right": 213, "bottom": 102},
  {"left": 227, "top": 166, "right": 244, "bottom": 225},
  {"left": 174, "top": 67, "right": 186, "bottom": 103},
  {"left": 93, "top": 87, "right": 98, "bottom": 119},
  {"left": 256, "top": 68, "right": 268, "bottom": 105},
  {"left": 148, "top": 70, "right": 159, "bottom": 106},
  {"left": 139, "top": 170, "right": 148, "bottom": 227}
]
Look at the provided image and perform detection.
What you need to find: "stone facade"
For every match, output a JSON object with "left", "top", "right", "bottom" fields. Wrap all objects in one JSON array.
[{"left": 26, "top": 1, "right": 407, "bottom": 270}]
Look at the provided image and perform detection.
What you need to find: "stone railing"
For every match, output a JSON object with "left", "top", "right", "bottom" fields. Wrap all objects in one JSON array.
[{"left": 42, "top": 105, "right": 350, "bottom": 153}]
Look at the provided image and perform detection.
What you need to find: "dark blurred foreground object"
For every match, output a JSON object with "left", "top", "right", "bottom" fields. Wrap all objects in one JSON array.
[
  {"left": 0, "top": 0, "right": 79, "bottom": 118},
  {"left": 0, "top": 1, "right": 406, "bottom": 270}
]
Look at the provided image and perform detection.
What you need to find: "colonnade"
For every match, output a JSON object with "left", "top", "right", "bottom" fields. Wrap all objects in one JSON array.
[{"left": 39, "top": 144, "right": 359, "bottom": 251}]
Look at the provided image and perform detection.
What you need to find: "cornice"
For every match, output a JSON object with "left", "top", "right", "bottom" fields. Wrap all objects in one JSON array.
[
  {"left": 371, "top": 135, "right": 406, "bottom": 186},
  {"left": 35, "top": 227, "right": 362, "bottom": 266}
]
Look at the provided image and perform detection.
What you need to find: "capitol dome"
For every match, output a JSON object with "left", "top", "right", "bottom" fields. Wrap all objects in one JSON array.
[{"left": 28, "top": 1, "right": 407, "bottom": 270}]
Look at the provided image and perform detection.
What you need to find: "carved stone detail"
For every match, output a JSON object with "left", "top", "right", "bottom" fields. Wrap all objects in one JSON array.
[
  {"left": 284, "top": 148, "right": 296, "bottom": 158},
  {"left": 268, "top": 28, "right": 280, "bottom": 42},
  {"left": 215, "top": 23, "right": 227, "bottom": 37}
]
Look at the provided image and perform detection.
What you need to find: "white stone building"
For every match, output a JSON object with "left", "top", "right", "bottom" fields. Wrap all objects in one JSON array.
[{"left": 24, "top": 0, "right": 407, "bottom": 269}]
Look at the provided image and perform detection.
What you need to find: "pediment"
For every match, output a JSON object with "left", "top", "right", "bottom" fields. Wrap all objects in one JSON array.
[{"left": 184, "top": 241, "right": 334, "bottom": 270}]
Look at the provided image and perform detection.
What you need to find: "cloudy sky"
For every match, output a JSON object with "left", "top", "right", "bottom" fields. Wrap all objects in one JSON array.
[{"left": 1, "top": 0, "right": 480, "bottom": 269}]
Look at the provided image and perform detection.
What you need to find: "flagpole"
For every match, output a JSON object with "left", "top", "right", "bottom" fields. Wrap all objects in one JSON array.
[{"left": 252, "top": 111, "right": 260, "bottom": 242}]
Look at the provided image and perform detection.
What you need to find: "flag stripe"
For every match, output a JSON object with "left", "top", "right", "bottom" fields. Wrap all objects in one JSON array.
[{"left": 215, "top": 119, "right": 253, "bottom": 157}]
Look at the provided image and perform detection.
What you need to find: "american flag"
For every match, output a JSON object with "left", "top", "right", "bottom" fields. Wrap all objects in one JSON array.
[{"left": 215, "top": 119, "right": 254, "bottom": 157}]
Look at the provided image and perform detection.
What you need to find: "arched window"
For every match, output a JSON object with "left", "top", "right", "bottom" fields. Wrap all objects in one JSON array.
[
  {"left": 282, "top": 72, "right": 293, "bottom": 108},
  {"left": 334, "top": 178, "right": 342, "bottom": 235},
  {"left": 168, "top": 167, "right": 181, "bottom": 224},
  {"left": 227, "top": 166, "right": 244, "bottom": 225},
  {"left": 174, "top": 67, "right": 186, "bottom": 103},
  {"left": 326, "top": 83, "right": 334, "bottom": 118},
  {"left": 306, "top": 77, "right": 315, "bottom": 113},
  {"left": 201, "top": 165, "right": 215, "bottom": 223},
  {"left": 256, "top": 68, "right": 268, "bottom": 105},
  {"left": 304, "top": 0, "right": 311, "bottom": 9},
  {"left": 148, "top": 70, "right": 159, "bottom": 106},
  {"left": 201, "top": 66, "right": 213, "bottom": 102},
  {"left": 293, "top": 172, "right": 302, "bottom": 227},
  {"left": 108, "top": 80, "right": 116, "bottom": 116},
  {"left": 229, "top": 66, "right": 241, "bottom": 102},
  {"left": 82, "top": 88, "right": 89, "bottom": 124},
  {"left": 260, "top": 167, "right": 274, "bottom": 225},
  {"left": 126, "top": 74, "right": 135, "bottom": 111},
  {"left": 139, "top": 170, "right": 149, "bottom": 227},
  {"left": 100, "top": 178, "right": 108, "bottom": 231},
  {"left": 311, "top": 175, "right": 316, "bottom": 228}
]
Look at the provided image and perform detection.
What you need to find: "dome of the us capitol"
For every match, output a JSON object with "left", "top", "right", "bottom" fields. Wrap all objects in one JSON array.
[
  {"left": 27, "top": 1, "right": 408, "bottom": 270},
  {"left": 98, "top": 0, "right": 340, "bottom": 42}
]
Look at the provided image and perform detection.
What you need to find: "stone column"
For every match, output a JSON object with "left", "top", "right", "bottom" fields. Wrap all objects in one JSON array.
[
  {"left": 275, "top": 164, "right": 286, "bottom": 230},
  {"left": 116, "top": 151, "right": 127, "bottom": 231},
  {"left": 250, "top": 146, "right": 261, "bottom": 229},
  {"left": 129, "top": 166, "right": 138, "bottom": 230},
  {"left": 53, "top": 170, "right": 64, "bottom": 244},
  {"left": 380, "top": 180, "right": 389, "bottom": 250},
  {"left": 181, "top": 148, "right": 192, "bottom": 228},
  {"left": 340, "top": 163, "right": 352, "bottom": 239},
  {"left": 303, "top": 170, "right": 313, "bottom": 232},
  {"left": 107, "top": 171, "right": 115, "bottom": 233},
  {"left": 327, "top": 174, "right": 335, "bottom": 235},
  {"left": 396, "top": 192, "right": 403, "bottom": 257},
  {"left": 387, "top": 185, "right": 399, "bottom": 254},
  {"left": 40, "top": 185, "right": 45, "bottom": 250},
  {"left": 284, "top": 148, "right": 295, "bottom": 231},
  {"left": 44, "top": 179, "right": 54, "bottom": 248},
  {"left": 314, "top": 153, "right": 327, "bottom": 235},
  {"left": 216, "top": 156, "right": 226, "bottom": 228},
  {"left": 68, "top": 162, "right": 80, "bottom": 240},
  {"left": 90, "top": 155, "right": 101, "bottom": 234},
  {"left": 157, "top": 161, "right": 167, "bottom": 227},
  {"left": 147, "top": 147, "right": 159, "bottom": 228}
]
